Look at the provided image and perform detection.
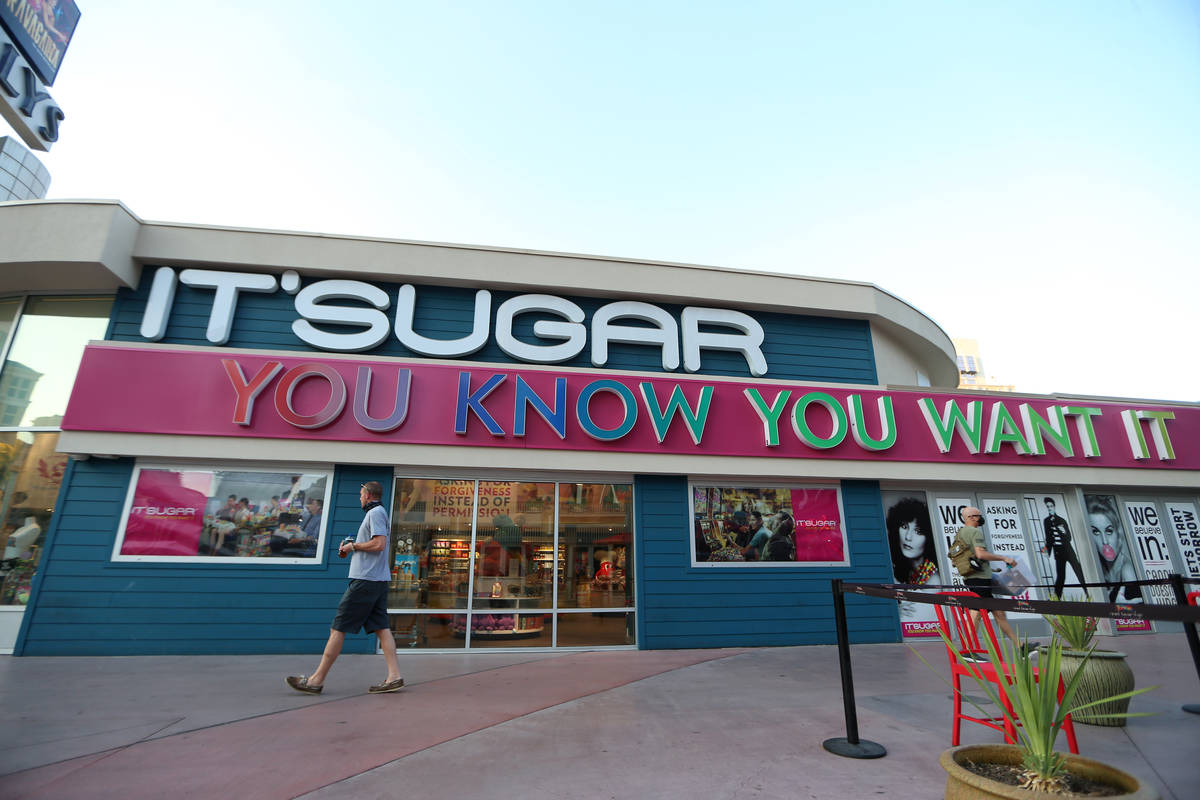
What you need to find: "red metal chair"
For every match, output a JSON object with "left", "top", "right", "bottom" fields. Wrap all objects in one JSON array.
[
  {"left": 1186, "top": 592, "right": 1200, "bottom": 715},
  {"left": 934, "top": 591, "right": 1079, "bottom": 753}
]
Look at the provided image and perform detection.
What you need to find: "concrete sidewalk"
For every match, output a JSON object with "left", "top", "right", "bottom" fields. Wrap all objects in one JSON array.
[{"left": 0, "top": 634, "right": 1197, "bottom": 799}]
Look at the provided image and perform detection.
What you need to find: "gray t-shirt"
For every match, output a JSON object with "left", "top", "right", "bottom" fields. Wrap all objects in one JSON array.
[{"left": 348, "top": 504, "right": 391, "bottom": 582}]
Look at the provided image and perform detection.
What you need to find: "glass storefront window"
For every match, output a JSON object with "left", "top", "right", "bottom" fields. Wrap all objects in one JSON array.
[
  {"left": 392, "top": 479, "right": 476, "bottom": 610},
  {"left": 556, "top": 611, "right": 636, "bottom": 647},
  {"left": 467, "top": 481, "right": 555, "bottom": 647},
  {"left": 0, "top": 296, "right": 112, "bottom": 428},
  {"left": 112, "top": 467, "right": 331, "bottom": 563},
  {"left": 0, "top": 294, "right": 113, "bottom": 607},
  {"left": 0, "top": 432, "right": 63, "bottom": 605},
  {"left": 557, "top": 483, "right": 634, "bottom": 609},
  {"left": 389, "top": 613, "right": 467, "bottom": 649},
  {"left": 389, "top": 477, "right": 635, "bottom": 648},
  {"left": 474, "top": 481, "right": 554, "bottom": 608}
]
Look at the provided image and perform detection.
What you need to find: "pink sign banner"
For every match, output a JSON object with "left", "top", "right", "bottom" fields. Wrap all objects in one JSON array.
[
  {"left": 64, "top": 343, "right": 1200, "bottom": 469},
  {"left": 120, "top": 468, "right": 208, "bottom": 556},
  {"left": 790, "top": 488, "right": 846, "bottom": 563}
]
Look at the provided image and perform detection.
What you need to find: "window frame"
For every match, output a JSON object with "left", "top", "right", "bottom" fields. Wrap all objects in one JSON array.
[
  {"left": 110, "top": 461, "right": 335, "bottom": 565},
  {"left": 688, "top": 480, "right": 852, "bottom": 568}
]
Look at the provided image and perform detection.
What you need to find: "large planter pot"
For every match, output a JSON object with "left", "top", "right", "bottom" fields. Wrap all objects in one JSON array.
[
  {"left": 1059, "top": 648, "right": 1135, "bottom": 726},
  {"left": 941, "top": 744, "right": 1158, "bottom": 799}
]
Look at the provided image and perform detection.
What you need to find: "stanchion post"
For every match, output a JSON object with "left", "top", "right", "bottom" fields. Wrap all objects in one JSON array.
[
  {"left": 822, "top": 578, "right": 886, "bottom": 758},
  {"left": 1168, "top": 573, "right": 1200, "bottom": 714}
]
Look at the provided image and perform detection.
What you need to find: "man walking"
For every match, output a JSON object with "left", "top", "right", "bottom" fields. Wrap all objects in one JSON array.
[
  {"left": 957, "top": 506, "right": 1026, "bottom": 656},
  {"left": 286, "top": 481, "right": 404, "bottom": 695}
]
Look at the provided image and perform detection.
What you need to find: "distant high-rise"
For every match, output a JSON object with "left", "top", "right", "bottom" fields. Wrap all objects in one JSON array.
[
  {"left": 0, "top": 360, "right": 42, "bottom": 426},
  {"left": 952, "top": 337, "right": 1014, "bottom": 392},
  {"left": 0, "top": 137, "right": 51, "bottom": 201}
]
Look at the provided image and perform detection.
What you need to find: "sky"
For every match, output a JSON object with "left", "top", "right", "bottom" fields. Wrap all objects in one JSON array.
[{"left": 16, "top": 1, "right": 1200, "bottom": 403}]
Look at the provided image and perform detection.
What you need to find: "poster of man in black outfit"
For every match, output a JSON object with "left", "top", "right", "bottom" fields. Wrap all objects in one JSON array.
[{"left": 1042, "top": 496, "right": 1083, "bottom": 597}]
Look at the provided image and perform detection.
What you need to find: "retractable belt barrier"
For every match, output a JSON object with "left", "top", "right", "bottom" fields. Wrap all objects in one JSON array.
[
  {"left": 822, "top": 573, "right": 1200, "bottom": 759},
  {"left": 843, "top": 576, "right": 1200, "bottom": 625}
]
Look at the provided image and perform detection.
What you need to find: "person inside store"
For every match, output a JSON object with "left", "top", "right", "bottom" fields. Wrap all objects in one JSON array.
[
  {"left": 287, "top": 481, "right": 404, "bottom": 695},
  {"left": 956, "top": 506, "right": 1025, "bottom": 656},
  {"left": 270, "top": 511, "right": 320, "bottom": 557},
  {"left": 695, "top": 518, "right": 712, "bottom": 561},
  {"left": 740, "top": 511, "right": 768, "bottom": 560},
  {"left": 280, "top": 476, "right": 305, "bottom": 511},
  {"left": 209, "top": 494, "right": 239, "bottom": 555},
  {"left": 1041, "top": 497, "right": 1083, "bottom": 598},
  {"left": 729, "top": 510, "right": 750, "bottom": 548},
  {"left": 234, "top": 497, "right": 254, "bottom": 525},
  {"left": 219, "top": 497, "right": 255, "bottom": 554},
  {"left": 270, "top": 512, "right": 303, "bottom": 555},
  {"left": 215, "top": 494, "right": 237, "bottom": 521},
  {"left": 1086, "top": 495, "right": 1142, "bottom": 603},
  {"left": 763, "top": 511, "right": 796, "bottom": 561},
  {"left": 301, "top": 497, "right": 323, "bottom": 539},
  {"left": 886, "top": 497, "right": 941, "bottom": 586}
]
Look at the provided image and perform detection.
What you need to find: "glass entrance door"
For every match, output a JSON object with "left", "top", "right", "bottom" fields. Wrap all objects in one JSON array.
[{"left": 387, "top": 477, "right": 635, "bottom": 649}]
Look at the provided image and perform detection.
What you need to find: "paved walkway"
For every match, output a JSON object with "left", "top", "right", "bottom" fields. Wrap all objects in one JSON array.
[{"left": 0, "top": 634, "right": 1197, "bottom": 799}]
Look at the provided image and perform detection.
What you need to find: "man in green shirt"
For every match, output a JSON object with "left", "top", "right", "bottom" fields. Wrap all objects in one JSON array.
[{"left": 958, "top": 506, "right": 1025, "bottom": 655}]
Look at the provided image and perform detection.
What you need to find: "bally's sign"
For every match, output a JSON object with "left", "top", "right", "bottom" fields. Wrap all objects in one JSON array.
[
  {"left": 138, "top": 267, "right": 770, "bottom": 376},
  {"left": 0, "top": 25, "right": 63, "bottom": 151}
]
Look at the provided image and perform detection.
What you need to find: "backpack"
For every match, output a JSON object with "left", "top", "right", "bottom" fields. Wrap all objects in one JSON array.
[{"left": 948, "top": 530, "right": 981, "bottom": 575}]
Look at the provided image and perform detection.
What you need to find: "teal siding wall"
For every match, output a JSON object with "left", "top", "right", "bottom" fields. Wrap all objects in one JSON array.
[
  {"left": 108, "top": 277, "right": 878, "bottom": 384},
  {"left": 634, "top": 475, "right": 899, "bottom": 649},
  {"left": 16, "top": 461, "right": 394, "bottom": 656}
]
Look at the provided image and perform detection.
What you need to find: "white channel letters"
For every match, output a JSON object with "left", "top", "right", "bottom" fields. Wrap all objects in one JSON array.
[{"left": 138, "top": 267, "right": 769, "bottom": 375}]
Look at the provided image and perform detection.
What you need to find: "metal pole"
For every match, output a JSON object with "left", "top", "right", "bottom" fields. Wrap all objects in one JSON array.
[
  {"left": 822, "top": 578, "right": 886, "bottom": 758},
  {"left": 1167, "top": 573, "right": 1200, "bottom": 714}
]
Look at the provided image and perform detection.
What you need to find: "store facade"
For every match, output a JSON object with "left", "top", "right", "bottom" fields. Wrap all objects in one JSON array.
[{"left": 3, "top": 200, "right": 1198, "bottom": 656}]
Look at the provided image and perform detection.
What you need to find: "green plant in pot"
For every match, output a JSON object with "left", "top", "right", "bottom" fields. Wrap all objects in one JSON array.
[
  {"left": 934, "top": 628, "right": 1157, "bottom": 798},
  {"left": 1044, "top": 594, "right": 1136, "bottom": 727}
]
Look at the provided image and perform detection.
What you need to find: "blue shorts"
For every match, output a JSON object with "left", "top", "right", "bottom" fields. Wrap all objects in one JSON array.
[{"left": 331, "top": 579, "right": 390, "bottom": 634}]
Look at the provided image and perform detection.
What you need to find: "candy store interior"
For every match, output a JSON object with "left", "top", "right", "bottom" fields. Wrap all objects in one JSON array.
[{"left": 385, "top": 478, "right": 635, "bottom": 649}]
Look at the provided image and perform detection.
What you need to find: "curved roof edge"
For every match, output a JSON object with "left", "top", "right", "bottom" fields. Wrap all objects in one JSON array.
[{"left": 0, "top": 199, "right": 960, "bottom": 386}]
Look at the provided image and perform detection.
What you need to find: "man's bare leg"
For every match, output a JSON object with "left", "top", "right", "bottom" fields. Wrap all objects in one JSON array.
[
  {"left": 376, "top": 626, "right": 402, "bottom": 683},
  {"left": 992, "top": 611, "right": 1023, "bottom": 650},
  {"left": 307, "top": 629, "right": 346, "bottom": 687}
]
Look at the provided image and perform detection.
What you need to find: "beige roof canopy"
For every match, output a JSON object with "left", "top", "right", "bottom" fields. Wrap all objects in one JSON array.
[{"left": 0, "top": 198, "right": 958, "bottom": 386}]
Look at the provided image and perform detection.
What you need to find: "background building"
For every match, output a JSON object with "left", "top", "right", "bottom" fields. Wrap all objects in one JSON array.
[
  {"left": 953, "top": 336, "right": 1015, "bottom": 392},
  {"left": 0, "top": 138, "right": 50, "bottom": 202}
]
